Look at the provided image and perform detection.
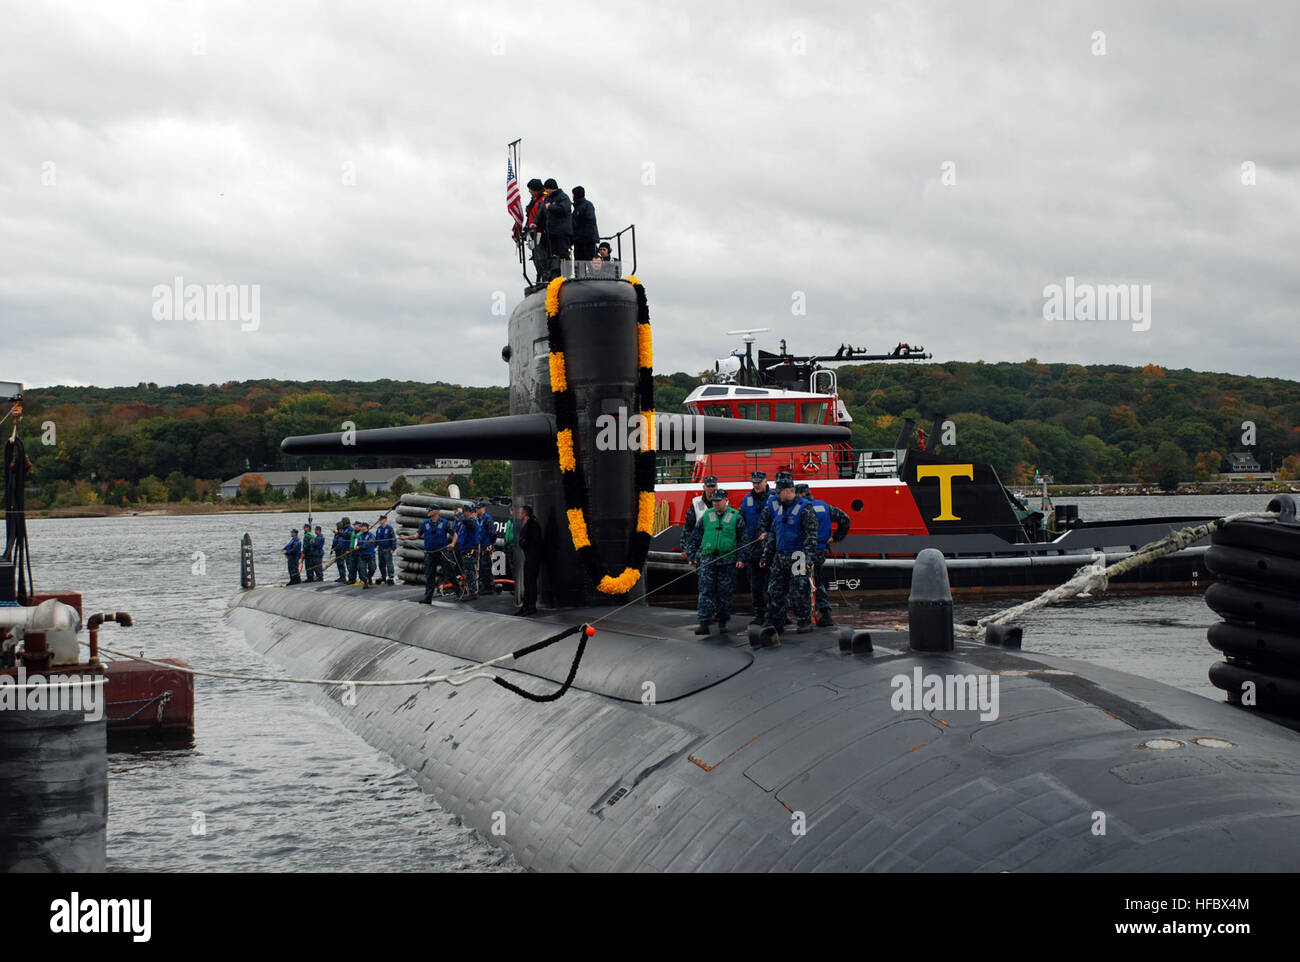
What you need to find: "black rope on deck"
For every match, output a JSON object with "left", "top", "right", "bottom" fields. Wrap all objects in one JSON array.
[{"left": 494, "top": 623, "right": 592, "bottom": 703}]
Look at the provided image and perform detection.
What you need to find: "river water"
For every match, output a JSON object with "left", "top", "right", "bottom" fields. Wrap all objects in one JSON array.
[{"left": 24, "top": 492, "right": 1274, "bottom": 871}]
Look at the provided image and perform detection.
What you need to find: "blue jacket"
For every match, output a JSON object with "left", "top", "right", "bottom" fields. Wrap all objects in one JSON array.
[
  {"left": 739, "top": 487, "right": 775, "bottom": 540},
  {"left": 418, "top": 517, "right": 453, "bottom": 551},
  {"left": 332, "top": 530, "right": 350, "bottom": 554},
  {"left": 374, "top": 523, "right": 396, "bottom": 551},
  {"left": 356, "top": 530, "right": 376, "bottom": 556},
  {"left": 284, "top": 536, "right": 302, "bottom": 557},
  {"left": 304, "top": 533, "right": 324, "bottom": 558},
  {"left": 767, "top": 500, "right": 818, "bottom": 560},
  {"left": 458, "top": 517, "right": 479, "bottom": 552},
  {"left": 477, "top": 514, "right": 496, "bottom": 550}
]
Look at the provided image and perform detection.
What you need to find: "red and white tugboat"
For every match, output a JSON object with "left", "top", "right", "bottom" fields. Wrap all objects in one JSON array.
[{"left": 649, "top": 333, "right": 1221, "bottom": 602}]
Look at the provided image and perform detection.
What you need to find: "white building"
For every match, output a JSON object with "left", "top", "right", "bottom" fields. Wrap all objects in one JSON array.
[{"left": 219, "top": 462, "right": 472, "bottom": 499}]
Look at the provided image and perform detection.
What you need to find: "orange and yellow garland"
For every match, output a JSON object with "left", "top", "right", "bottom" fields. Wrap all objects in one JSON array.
[{"left": 546, "top": 275, "right": 657, "bottom": 595}]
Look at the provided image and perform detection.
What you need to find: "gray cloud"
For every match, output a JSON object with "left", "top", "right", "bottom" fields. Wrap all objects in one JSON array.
[{"left": 2, "top": 0, "right": 1297, "bottom": 392}]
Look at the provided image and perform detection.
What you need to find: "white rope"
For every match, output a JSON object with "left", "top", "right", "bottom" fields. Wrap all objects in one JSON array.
[
  {"left": 955, "top": 509, "right": 1280, "bottom": 638},
  {"left": 86, "top": 641, "right": 514, "bottom": 689}
]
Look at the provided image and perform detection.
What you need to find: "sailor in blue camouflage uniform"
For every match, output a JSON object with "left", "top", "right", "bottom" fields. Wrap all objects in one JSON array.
[
  {"left": 476, "top": 502, "right": 497, "bottom": 593},
  {"left": 680, "top": 475, "right": 718, "bottom": 564},
  {"left": 688, "top": 489, "right": 747, "bottom": 636},
  {"left": 331, "top": 521, "right": 351, "bottom": 582},
  {"left": 457, "top": 506, "right": 480, "bottom": 599},
  {"left": 355, "top": 521, "right": 377, "bottom": 587},
  {"left": 761, "top": 478, "right": 818, "bottom": 633},
  {"left": 739, "top": 470, "right": 778, "bottom": 625},
  {"left": 304, "top": 524, "right": 325, "bottom": 581},
  {"left": 282, "top": 528, "right": 302, "bottom": 584},
  {"left": 373, "top": 515, "right": 396, "bottom": 585},
  {"left": 795, "top": 483, "right": 852, "bottom": 626},
  {"left": 756, "top": 471, "right": 793, "bottom": 622}
]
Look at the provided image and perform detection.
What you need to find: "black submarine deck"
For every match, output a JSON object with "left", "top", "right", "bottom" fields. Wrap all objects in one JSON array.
[{"left": 230, "top": 579, "right": 1300, "bottom": 872}]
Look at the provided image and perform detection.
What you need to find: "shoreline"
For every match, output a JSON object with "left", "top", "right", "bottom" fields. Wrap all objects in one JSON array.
[{"left": 10, "top": 479, "right": 1296, "bottom": 520}]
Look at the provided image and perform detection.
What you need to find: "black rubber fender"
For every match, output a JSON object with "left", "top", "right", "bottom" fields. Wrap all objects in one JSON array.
[
  {"left": 1211, "top": 520, "right": 1300, "bottom": 562},
  {"left": 1206, "top": 544, "right": 1300, "bottom": 593},
  {"left": 1204, "top": 581, "right": 1300, "bottom": 630},
  {"left": 1208, "top": 621, "right": 1300, "bottom": 666},
  {"left": 1209, "top": 660, "right": 1300, "bottom": 716}
]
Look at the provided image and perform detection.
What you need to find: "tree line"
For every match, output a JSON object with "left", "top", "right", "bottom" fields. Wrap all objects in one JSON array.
[{"left": 13, "top": 361, "right": 1300, "bottom": 508}]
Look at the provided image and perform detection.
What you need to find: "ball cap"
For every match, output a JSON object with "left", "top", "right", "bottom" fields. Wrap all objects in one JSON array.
[
  {"left": 794, "top": 483, "right": 810, "bottom": 495},
  {"left": 703, "top": 476, "right": 718, "bottom": 485},
  {"left": 750, "top": 470, "right": 767, "bottom": 482},
  {"left": 776, "top": 479, "right": 794, "bottom": 491},
  {"left": 710, "top": 490, "right": 729, "bottom": 501}
]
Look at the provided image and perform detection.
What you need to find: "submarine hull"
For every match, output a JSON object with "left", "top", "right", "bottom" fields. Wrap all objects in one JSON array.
[{"left": 229, "top": 581, "right": 1300, "bottom": 872}]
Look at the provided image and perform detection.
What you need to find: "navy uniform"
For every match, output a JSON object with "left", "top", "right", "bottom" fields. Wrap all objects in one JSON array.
[
  {"left": 761, "top": 481, "right": 818, "bottom": 632},
  {"left": 690, "top": 491, "right": 747, "bottom": 635},
  {"left": 374, "top": 516, "right": 396, "bottom": 585},
  {"left": 304, "top": 525, "right": 325, "bottom": 582},
  {"left": 739, "top": 470, "right": 778, "bottom": 625},
  {"left": 343, "top": 519, "right": 359, "bottom": 583},
  {"left": 457, "top": 510, "right": 480, "bottom": 598},
  {"left": 355, "top": 523, "right": 377, "bottom": 586},
  {"left": 476, "top": 504, "right": 496, "bottom": 593},
  {"left": 404, "top": 510, "right": 454, "bottom": 604},
  {"left": 681, "top": 475, "right": 718, "bottom": 564},
  {"left": 331, "top": 523, "right": 351, "bottom": 582},
  {"left": 283, "top": 530, "right": 302, "bottom": 584},
  {"left": 796, "top": 484, "right": 852, "bottom": 626}
]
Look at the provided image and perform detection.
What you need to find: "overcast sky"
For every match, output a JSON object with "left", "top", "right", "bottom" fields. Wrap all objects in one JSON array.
[{"left": 4, "top": 1, "right": 1298, "bottom": 391}]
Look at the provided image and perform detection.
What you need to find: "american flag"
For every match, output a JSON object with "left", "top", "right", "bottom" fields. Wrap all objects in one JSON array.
[{"left": 506, "top": 157, "right": 524, "bottom": 235}]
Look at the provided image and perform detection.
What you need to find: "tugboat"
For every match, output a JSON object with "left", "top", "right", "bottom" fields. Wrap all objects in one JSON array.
[
  {"left": 226, "top": 177, "right": 1300, "bottom": 872},
  {"left": 650, "top": 332, "right": 1222, "bottom": 602}
]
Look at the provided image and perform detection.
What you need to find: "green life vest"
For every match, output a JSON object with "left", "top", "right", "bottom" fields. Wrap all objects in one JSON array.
[{"left": 700, "top": 507, "right": 740, "bottom": 556}]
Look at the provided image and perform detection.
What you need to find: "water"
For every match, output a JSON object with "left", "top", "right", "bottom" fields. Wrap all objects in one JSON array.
[
  {"left": 845, "top": 492, "right": 1275, "bottom": 701},
  {"left": 25, "top": 493, "right": 1274, "bottom": 870},
  {"left": 27, "top": 509, "right": 518, "bottom": 873}
]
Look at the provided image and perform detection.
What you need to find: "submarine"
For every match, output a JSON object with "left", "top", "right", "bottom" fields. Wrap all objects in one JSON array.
[{"left": 228, "top": 239, "right": 1300, "bottom": 872}]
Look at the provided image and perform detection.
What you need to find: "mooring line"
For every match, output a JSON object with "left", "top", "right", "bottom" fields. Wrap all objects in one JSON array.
[{"left": 955, "top": 509, "right": 1280, "bottom": 637}]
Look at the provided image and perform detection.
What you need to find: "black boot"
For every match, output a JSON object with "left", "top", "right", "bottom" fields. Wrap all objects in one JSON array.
[
  {"left": 818, "top": 612, "right": 835, "bottom": 627},
  {"left": 694, "top": 622, "right": 711, "bottom": 636},
  {"left": 796, "top": 620, "right": 813, "bottom": 634},
  {"left": 718, "top": 619, "right": 729, "bottom": 633}
]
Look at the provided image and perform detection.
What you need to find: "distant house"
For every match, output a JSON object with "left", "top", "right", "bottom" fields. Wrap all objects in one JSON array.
[
  {"left": 219, "top": 462, "right": 473, "bottom": 499},
  {"left": 1227, "top": 452, "right": 1261, "bottom": 473}
]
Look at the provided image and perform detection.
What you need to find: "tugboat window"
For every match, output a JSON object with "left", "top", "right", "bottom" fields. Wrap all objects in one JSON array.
[
  {"left": 801, "top": 401, "right": 829, "bottom": 424},
  {"left": 701, "top": 404, "right": 731, "bottom": 417},
  {"left": 735, "top": 403, "right": 757, "bottom": 419},
  {"left": 772, "top": 403, "right": 797, "bottom": 423}
]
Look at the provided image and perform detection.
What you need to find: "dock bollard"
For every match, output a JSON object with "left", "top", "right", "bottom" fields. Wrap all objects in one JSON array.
[{"left": 909, "top": 548, "right": 954, "bottom": 652}]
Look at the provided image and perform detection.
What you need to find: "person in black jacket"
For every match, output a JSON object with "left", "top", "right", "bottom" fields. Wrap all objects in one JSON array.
[
  {"left": 514, "top": 504, "right": 544, "bottom": 616},
  {"left": 541, "top": 178, "right": 572, "bottom": 272},
  {"left": 571, "top": 186, "right": 599, "bottom": 260}
]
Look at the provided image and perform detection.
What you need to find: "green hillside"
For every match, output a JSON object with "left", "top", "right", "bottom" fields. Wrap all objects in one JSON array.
[{"left": 11, "top": 360, "right": 1299, "bottom": 509}]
